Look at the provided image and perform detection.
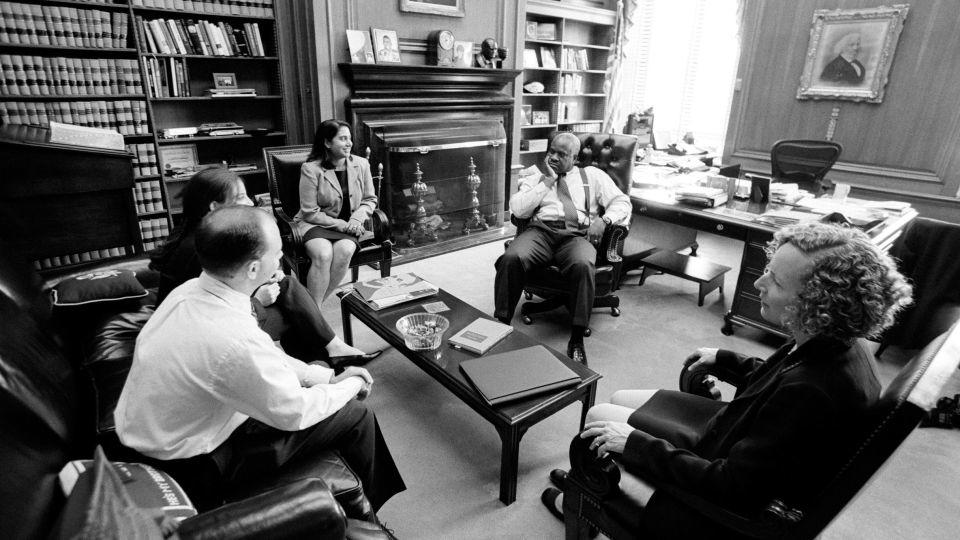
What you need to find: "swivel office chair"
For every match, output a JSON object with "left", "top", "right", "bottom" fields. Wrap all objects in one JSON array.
[
  {"left": 561, "top": 321, "right": 960, "bottom": 539},
  {"left": 770, "top": 139, "right": 842, "bottom": 196},
  {"left": 263, "top": 145, "right": 393, "bottom": 284},
  {"left": 510, "top": 132, "right": 636, "bottom": 331}
]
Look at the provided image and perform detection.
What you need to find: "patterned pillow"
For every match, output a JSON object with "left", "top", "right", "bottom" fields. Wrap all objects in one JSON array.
[{"left": 51, "top": 269, "right": 147, "bottom": 307}]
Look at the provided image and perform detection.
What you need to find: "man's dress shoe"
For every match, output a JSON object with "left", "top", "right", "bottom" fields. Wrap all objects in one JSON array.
[
  {"left": 541, "top": 487, "right": 564, "bottom": 522},
  {"left": 328, "top": 349, "right": 383, "bottom": 369},
  {"left": 567, "top": 342, "right": 588, "bottom": 365}
]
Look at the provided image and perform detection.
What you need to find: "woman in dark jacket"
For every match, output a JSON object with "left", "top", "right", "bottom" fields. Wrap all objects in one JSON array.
[
  {"left": 151, "top": 167, "right": 381, "bottom": 365},
  {"left": 542, "top": 222, "right": 912, "bottom": 536}
]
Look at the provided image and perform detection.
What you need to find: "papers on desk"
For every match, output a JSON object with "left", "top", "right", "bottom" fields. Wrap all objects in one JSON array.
[
  {"left": 754, "top": 209, "right": 822, "bottom": 227},
  {"left": 794, "top": 197, "right": 888, "bottom": 226}
]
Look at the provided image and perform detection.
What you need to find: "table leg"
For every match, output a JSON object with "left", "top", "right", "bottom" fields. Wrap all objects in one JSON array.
[
  {"left": 497, "top": 424, "right": 527, "bottom": 505},
  {"left": 579, "top": 383, "right": 597, "bottom": 430},
  {"left": 341, "top": 299, "right": 354, "bottom": 345}
]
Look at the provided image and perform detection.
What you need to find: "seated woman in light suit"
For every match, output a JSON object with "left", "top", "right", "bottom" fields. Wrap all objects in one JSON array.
[
  {"left": 295, "top": 119, "right": 378, "bottom": 306},
  {"left": 542, "top": 222, "right": 913, "bottom": 537}
]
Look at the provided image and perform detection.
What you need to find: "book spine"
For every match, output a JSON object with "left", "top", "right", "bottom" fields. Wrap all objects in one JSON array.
[
  {"left": 0, "top": 3, "right": 13, "bottom": 44},
  {"left": 29, "top": 4, "right": 50, "bottom": 46}
]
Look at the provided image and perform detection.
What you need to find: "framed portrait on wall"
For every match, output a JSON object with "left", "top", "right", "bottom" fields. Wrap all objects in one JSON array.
[
  {"left": 399, "top": 0, "right": 464, "bottom": 18},
  {"left": 371, "top": 28, "right": 401, "bottom": 64},
  {"left": 796, "top": 5, "right": 909, "bottom": 103}
]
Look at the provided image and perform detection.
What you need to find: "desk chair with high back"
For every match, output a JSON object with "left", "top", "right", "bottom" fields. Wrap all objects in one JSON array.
[
  {"left": 512, "top": 132, "right": 636, "bottom": 332},
  {"left": 263, "top": 145, "right": 392, "bottom": 284},
  {"left": 561, "top": 321, "right": 960, "bottom": 540},
  {"left": 770, "top": 139, "right": 843, "bottom": 196}
]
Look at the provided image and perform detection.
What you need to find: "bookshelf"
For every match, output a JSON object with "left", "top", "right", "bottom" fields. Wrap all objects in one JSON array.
[
  {"left": 519, "top": 0, "right": 616, "bottom": 168},
  {"left": 0, "top": 0, "right": 284, "bottom": 272}
]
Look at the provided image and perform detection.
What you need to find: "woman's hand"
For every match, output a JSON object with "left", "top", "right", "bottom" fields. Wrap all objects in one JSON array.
[
  {"left": 580, "top": 421, "right": 634, "bottom": 456},
  {"left": 345, "top": 218, "right": 364, "bottom": 237},
  {"left": 686, "top": 347, "right": 719, "bottom": 371}
]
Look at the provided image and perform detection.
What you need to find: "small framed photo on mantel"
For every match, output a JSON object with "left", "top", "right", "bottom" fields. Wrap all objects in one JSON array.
[
  {"left": 346, "top": 29, "right": 375, "bottom": 63},
  {"left": 371, "top": 28, "right": 401, "bottom": 64}
]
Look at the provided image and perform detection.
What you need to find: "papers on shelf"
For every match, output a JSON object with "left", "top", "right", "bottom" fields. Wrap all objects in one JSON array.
[{"left": 49, "top": 122, "right": 124, "bottom": 151}]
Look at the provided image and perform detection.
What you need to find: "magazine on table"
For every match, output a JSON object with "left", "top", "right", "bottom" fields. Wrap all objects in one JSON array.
[{"left": 353, "top": 272, "right": 439, "bottom": 310}]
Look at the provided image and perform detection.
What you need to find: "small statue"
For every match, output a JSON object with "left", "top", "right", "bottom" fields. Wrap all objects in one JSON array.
[
  {"left": 475, "top": 38, "right": 498, "bottom": 69},
  {"left": 496, "top": 47, "right": 508, "bottom": 69}
]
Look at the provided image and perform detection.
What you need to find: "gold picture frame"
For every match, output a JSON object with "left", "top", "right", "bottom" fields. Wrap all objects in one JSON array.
[
  {"left": 399, "top": 0, "right": 464, "bottom": 18},
  {"left": 796, "top": 5, "right": 909, "bottom": 103}
]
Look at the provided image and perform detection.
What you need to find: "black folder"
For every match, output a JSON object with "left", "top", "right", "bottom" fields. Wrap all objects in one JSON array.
[{"left": 459, "top": 345, "right": 581, "bottom": 406}]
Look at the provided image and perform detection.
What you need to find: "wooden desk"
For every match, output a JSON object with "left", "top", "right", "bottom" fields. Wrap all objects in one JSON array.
[{"left": 630, "top": 189, "right": 918, "bottom": 337}]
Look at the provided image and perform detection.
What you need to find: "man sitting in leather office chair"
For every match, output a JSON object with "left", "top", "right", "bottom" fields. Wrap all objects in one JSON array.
[{"left": 494, "top": 132, "right": 631, "bottom": 364}]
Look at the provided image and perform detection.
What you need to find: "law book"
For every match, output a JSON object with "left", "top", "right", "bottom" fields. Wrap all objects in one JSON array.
[
  {"left": 93, "top": 9, "right": 106, "bottom": 48},
  {"left": 448, "top": 318, "right": 514, "bottom": 355},
  {"left": 217, "top": 22, "right": 235, "bottom": 55},
  {"left": 459, "top": 345, "right": 581, "bottom": 406},
  {"left": 250, "top": 22, "right": 265, "bottom": 56},
  {"left": 28, "top": 3, "right": 49, "bottom": 46},
  {"left": 165, "top": 18, "right": 188, "bottom": 55},
  {"left": 353, "top": 272, "right": 439, "bottom": 310},
  {"left": 0, "top": 3, "right": 13, "bottom": 44}
]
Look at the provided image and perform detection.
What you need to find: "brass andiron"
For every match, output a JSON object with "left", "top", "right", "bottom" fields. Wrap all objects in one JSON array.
[
  {"left": 407, "top": 162, "right": 439, "bottom": 247},
  {"left": 462, "top": 157, "right": 488, "bottom": 234}
]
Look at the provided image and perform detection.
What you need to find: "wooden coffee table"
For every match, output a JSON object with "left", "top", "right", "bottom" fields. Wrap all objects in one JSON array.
[{"left": 340, "top": 288, "right": 600, "bottom": 505}]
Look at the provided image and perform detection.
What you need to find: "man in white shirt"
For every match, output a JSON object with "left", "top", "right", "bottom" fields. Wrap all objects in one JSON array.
[
  {"left": 115, "top": 205, "right": 404, "bottom": 514},
  {"left": 494, "top": 132, "right": 631, "bottom": 365}
]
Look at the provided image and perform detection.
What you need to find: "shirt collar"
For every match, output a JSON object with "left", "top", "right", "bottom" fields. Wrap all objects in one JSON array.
[{"left": 197, "top": 272, "right": 254, "bottom": 314}]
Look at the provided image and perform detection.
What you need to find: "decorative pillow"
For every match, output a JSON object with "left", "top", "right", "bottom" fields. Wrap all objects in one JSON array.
[{"left": 51, "top": 269, "right": 147, "bottom": 307}]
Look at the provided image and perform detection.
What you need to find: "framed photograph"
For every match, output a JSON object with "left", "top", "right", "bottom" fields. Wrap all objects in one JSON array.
[
  {"left": 346, "top": 29, "right": 375, "bottom": 63},
  {"left": 796, "top": 5, "right": 909, "bottom": 103},
  {"left": 453, "top": 40, "right": 473, "bottom": 67},
  {"left": 370, "top": 28, "right": 401, "bottom": 64},
  {"left": 521, "top": 104, "right": 533, "bottom": 126},
  {"left": 212, "top": 73, "right": 237, "bottom": 89},
  {"left": 525, "top": 21, "right": 539, "bottom": 40},
  {"left": 399, "top": 0, "right": 464, "bottom": 18},
  {"left": 531, "top": 110, "right": 550, "bottom": 125},
  {"left": 536, "top": 22, "right": 556, "bottom": 41}
]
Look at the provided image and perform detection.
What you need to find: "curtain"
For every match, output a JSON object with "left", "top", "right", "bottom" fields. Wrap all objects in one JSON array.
[
  {"left": 601, "top": 0, "right": 639, "bottom": 133},
  {"left": 612, "top": 0, "right": 741, "bottom": 152}
]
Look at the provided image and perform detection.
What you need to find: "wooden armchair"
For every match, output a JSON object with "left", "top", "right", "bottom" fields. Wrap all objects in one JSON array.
[
  {"left": 562, "top": 321, "right": 960, "bottom": 539},
  {"left": 263, "top": 145, "right": 392, "bottom": 284},
  {"left": 513, "top": 132, "right": 636, "bottom": 331}
]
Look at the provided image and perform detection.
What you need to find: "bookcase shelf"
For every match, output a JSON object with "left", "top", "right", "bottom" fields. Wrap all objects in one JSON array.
[
  {"left": 520, "top": 0, "right": 616, "bottom": 168},
  {"left": 0, "top": 0, "right": 284, "bottom": 268}
]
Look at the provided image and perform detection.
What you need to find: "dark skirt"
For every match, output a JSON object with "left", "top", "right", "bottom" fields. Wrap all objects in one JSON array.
[
  {"left": 627, "top": 390, "right": 726, "bottom": 450},
  {"left": 303, "top": 225, "right": 360, "bottom": 246}
]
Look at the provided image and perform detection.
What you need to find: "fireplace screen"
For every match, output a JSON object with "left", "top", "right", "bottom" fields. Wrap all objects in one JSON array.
[{"left": 371, "top": 118, "right": 506, "bottom": 250}]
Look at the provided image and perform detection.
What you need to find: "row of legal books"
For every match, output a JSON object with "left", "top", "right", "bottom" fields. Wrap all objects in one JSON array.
[
  {"left": 0, "top": 55, "right": 143, "bottom": 97},
  {"left": 139, "top": 217, "right": 171, "bottom": 251},
  {"left": 133, "top": 180, "right": 166, "bottom": 214},
  {"left": 33, "top": 246, "right": 135, "bottom": 271},
  {"left": 559, "top": 73, "right": 584, "bottom": 94},
  {"left": 0, "top": 2, "right": 130, "bottom": 49},
  {"left": 132, "top": 0, "right": 275, "bottom": 18},
  {"left": 560, "top": 48, "right": 590, "bottom": 71},
  {"left": 138, "top": 16, "right": 266, "bottom": 57},
  {"left": 0, "top": 100, "right": 150, "bottom": 135},
  {"left": 562, "top": 121, "right": 602, "bottom": 131},
  {"left": 127, "top": 142, "right": 159, "bottom": 176},
  {"left": 144, "top": 56, "right": 189, "bottom": 97}
]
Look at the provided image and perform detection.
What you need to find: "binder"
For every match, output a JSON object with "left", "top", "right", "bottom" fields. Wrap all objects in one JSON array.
[{"left": 459, "top": 345, "right": 581, "bottom": 406}]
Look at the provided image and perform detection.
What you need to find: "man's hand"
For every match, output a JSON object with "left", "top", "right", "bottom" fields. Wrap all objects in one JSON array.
[
  {"left": 580, "top": 421, "right": 634, "bottom": 456},
  {"left": 537, "top": 159, "right": 557, "bottom": 188},
  {"left": 587, "top": 217, "right": 606, "bottom": 244},
  {"left": 686, "top": 347, "right": 719, "bottom": 371},
  {"left": 253, "top": 270, "right": 284, "bottom": 306},
  {"left": 330, "top": 366, "right": 373, "bottom": 399}
]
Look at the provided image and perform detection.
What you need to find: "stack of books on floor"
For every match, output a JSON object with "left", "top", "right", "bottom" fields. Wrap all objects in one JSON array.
[{"left": 205, "top": 88, "right": 257, "bottom": 98}]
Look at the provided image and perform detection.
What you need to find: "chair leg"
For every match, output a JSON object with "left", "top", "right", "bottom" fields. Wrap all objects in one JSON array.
[
  {"left": 351, "top": 266, "right": 360, "bottom": 283},
  {"left": 379, "top": 257, "right": 390, "bottom": 278}
]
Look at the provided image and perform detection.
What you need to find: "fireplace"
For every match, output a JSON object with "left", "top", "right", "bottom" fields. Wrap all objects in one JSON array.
[{"left": 339, "top": 64, "right": 520, "bottom": 256}]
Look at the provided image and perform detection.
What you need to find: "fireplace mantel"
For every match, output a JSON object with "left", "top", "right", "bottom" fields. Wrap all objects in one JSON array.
[{"left": 338, "top": 63, "right": 520, "bottom": 102}]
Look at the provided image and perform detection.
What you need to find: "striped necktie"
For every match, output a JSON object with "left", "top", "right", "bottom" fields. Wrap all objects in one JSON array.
[{"left": 555, "top": 173, "right": 579, "bottom": 229}]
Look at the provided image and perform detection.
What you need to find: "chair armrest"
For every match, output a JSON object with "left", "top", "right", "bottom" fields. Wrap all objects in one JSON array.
[
  {"left": 368, "top": 209, "right": 391, "bottom": 243},
  {"left": 273, "top": 206, "right": 304, "bottom": 251},
  {"left": 597, "top": 223, "right": 627, "bottom": 265},
  {"left": 176, "top": 478, "right": 347, "bottom": 540},
  {"left": 678, "top": 354, "right": 748, "bottom": 399}
]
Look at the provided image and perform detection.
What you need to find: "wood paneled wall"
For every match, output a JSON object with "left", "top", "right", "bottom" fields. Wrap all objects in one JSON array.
[
  {"left": 724, "top": 0, "right": 960, "bottom": 222},
  {"left": 276, "top": 0, "right": 520, "bottom": 146}
]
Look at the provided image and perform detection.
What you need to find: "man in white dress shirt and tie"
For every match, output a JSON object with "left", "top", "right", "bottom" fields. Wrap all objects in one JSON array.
[
  {"left": 494, "top": 132, "right": 631, "bottom": 365},
  {"left": 115, "top": 205, "right": 404, "bottom": 517}
]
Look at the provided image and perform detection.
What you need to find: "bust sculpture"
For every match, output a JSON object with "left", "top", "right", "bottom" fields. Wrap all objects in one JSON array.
[{"left": 475, "top": 38, "right": 499, "bottom": 69}]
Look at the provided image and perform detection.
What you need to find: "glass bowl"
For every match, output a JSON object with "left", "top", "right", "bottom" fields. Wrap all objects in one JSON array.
[{"left": 396, "top": 313, "right": 450, "bottom": 351}]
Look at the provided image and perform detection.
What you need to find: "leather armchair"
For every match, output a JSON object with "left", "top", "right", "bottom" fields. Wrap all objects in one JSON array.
[
  {"left": 0, "top": 251, "right": 378, "bottom": 539},
  {"left": 561, "top": 325, "right": 960, "bottom": 539},
  {"left": 263, "top": 145, "right": 393, "bottom": 284},
  {"left": 513, "top": 132, "right": 636, "bottom": 330}
]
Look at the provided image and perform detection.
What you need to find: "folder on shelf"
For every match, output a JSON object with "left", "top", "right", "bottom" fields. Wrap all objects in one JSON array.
[{"left": 459, "top": 345, "right": 581, "bottom": 406}]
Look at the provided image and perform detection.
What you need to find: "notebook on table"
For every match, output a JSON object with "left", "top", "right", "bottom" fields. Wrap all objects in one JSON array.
[
  {"left": 459, "top": 345, "right": 581, "bottom": 406},
  {"left": 448, "top": 317, "right": 514, "bottom": 354}
]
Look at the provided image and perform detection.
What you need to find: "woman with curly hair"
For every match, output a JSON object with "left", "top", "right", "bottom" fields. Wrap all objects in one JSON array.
[{"left": 541, "top": 222, "right": 913, "bottom": 536}]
